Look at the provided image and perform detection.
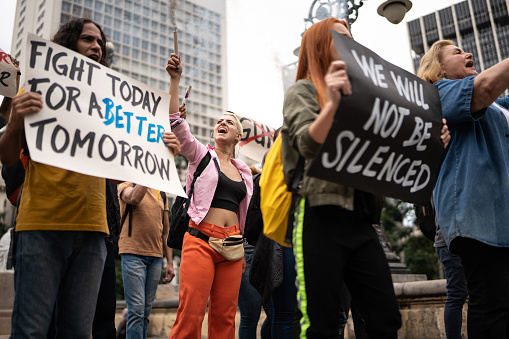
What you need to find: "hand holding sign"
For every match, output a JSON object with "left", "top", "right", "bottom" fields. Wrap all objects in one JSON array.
[
  {"left": 325, "top": 60, "right": 352, "bottom": 110},
  {"left": 308, "top": 30, "right": 444, "bottom": 204},
  {"left": 0, "top": 48, "right": 19, "bottom": 98}
]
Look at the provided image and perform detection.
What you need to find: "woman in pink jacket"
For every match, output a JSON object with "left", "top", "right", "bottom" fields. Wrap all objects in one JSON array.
[{"left": 163, "top": 54, "right": 253, "bottom": 339}]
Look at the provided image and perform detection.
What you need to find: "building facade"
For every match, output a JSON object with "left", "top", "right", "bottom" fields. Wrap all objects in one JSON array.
[
  {"left": 408, "top": 0, "right": 509, "bottom": 74},
  {"left": 10, "top": 0, "right": 228, "bottom": 182}
]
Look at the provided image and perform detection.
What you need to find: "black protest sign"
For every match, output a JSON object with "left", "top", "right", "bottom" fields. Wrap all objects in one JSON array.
[{"left": 308, "top": 30, "right": 443, "bottom": 204}]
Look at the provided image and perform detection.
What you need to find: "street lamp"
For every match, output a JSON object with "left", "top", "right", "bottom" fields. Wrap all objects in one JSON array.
[
  {"left": 303, "top": 0, "right": 413, "bottom": 29},
  {"left": 377, "top": 0, "right": 413, "bottom": 24}
]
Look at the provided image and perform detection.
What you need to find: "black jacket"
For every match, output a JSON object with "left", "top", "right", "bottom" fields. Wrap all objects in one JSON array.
[{"left": 249, "top": 233, "right": 284, "bottom": 307}]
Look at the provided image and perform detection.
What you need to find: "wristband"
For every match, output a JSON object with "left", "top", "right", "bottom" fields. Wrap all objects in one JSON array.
[
  {"left": 17, "top": 71, "right": 21, "bottom": 75},
  {"left": 171, "top": 119, "right": 183, "bottom": 128}
]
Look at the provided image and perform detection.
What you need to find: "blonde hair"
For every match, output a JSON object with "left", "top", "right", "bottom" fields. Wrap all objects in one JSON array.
[
  {"left": 224, "top": 111, "right": 243, "bottom": 136},
  {"left": 296, "top": 18, "right": 350, "bottom": 108},
  {"left": 417, "top": 40, "right": 455, "bottom": 84}
]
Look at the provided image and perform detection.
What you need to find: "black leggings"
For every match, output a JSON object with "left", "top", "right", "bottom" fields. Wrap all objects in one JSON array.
[{"left": 293, "top": 200, "right": 401, "bottom": 339}]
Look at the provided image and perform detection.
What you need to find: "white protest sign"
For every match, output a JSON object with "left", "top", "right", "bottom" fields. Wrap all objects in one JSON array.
[
  {"left": 0, "top": 48, "right": 18, "bottom": 98},
  {"left": 24, "top": 33, "right": 185, "bottom": 197},
  {"left": 237, "top": 114, "right": 277, "bottom": 163}
]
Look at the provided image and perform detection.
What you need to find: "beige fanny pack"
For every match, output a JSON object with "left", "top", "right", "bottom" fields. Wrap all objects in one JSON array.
[{"left": 188, "top": 227, "right": 245, "bottom": 261}]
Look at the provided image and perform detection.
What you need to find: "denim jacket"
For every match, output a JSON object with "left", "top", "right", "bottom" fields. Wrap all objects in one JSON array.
[
  {"left": 169, "top": 113, "right": 253, "bottom": 233},
  {"left": 433, "top": 76, "right": 509, "bottom": 249}
]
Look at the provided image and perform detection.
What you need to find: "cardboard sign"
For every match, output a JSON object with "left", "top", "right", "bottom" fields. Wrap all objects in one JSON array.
[
  {"left": 238, "top": 114, "right": 276, "bottom": 163},
  {"left": 308, "top": 31, "right": 443, "bottom": 204},
  {"left": 24, "top": 33, "right": 185, "bottom": 197},
  {"left": 0, "top": 48, "right": 18, "bottom": 98}
]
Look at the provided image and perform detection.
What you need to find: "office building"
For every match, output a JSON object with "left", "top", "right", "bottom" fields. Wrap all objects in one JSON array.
[
  {"left": 9, "top": 0, "right": 228, "bottom": 183},
  {"left": 407, "top": 0, "right": 509, "bottom": 74}
]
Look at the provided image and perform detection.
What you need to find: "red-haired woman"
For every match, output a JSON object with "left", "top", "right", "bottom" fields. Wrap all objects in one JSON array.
[{"left": 282, "top": 18, "right": 401, "bottom": 338}]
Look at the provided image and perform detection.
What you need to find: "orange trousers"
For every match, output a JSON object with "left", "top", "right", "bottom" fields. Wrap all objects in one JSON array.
[{"left": 169, "top": 220, "right": 243, "bottom": 339}]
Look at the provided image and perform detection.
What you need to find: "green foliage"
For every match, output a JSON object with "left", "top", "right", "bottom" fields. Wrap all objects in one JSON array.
[
  {"left": 381, "top": 198, "right": 439, "bottom": 280},
  {"left": 401, "top": 235, "right": 439, "bottom": 280},
  {"left": 381, "top": 199, "right": 412, "bottom": 254}
]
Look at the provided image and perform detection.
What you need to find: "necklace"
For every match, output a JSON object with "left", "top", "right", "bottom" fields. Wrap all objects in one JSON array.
[{"left": 216, "top": 148, "right": 231, "bottom": 157}]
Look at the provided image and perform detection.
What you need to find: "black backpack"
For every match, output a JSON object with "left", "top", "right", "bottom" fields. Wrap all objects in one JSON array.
[
  {"left": 414, "top": 199, "right": 437, "bottom": 241},
  {"left": 244, "top": 173, "right": 262, "bottom": 246},
  {"left": 167, "top": 153, "right": 219, "bottom": 250}
]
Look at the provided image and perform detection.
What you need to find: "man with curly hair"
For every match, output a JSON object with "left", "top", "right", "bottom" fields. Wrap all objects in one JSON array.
[{"left": 1, "top": 18, "right": 112, "bottom": 338}]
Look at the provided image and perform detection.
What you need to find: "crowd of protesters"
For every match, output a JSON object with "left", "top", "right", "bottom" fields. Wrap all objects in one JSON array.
[{"left": 3, "top": 12, "right": 509, "bottom": 339}]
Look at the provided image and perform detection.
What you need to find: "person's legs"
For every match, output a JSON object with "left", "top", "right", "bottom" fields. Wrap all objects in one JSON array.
[
  {"left": 11, "top": 231, "right": 64, "bottom": 339},
  {"left": 238, "top": 252, "right": 263, "bottom": 339},
  {"left": 142, "top": 256, "right": 162, "bottom": 338},
  {"left": 271, "top": 246, "right": 297, "bottom": 339},
  {"left": 121, "top": 254, "right": 149, "bottom": 339},
  {"left": 293, "top": 200, "right": 347, "bottom": 339},
  {"left": 169, "top": 232, "right": 216, "bottom": 339},
  {"left": 350, "top": 297, "right": 368, "bottom": 339},
  {"left": 208, "top": 256, "right": 243, "bottom": 339},
  {"left": 436, "top": 246, "right": 467, "bottom": 339},
  {"left": 11, "top": 231, "right": 106, "bottom": 339},
  {"left": 206, "top": 222, "right": 244, "bottom": 339},
  {"left": 261, "top": 299, "right": 274, "bottom": 339},
  {"left": 337, "top": 283, "right": 351, "bottom": 338},
  {"left": 343, "top": 221, "right": 400, "bottom": 339},
  {"left": 454, "top": 237, "right": 509, "bottom": 339},
  {"left": 92, "top": 239, "right": 117, "bottom": 339},
  {"left": 54, "top": 231, "right": 107, "bottom": 338}
]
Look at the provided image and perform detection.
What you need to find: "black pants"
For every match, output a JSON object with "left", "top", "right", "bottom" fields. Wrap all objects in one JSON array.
[
  {"left": 92, "top": 239, "right": 117, "bottom": 339},
  {"left": 294, "top": 201, "right": 401, "bottom": 339},
  {"left": 48, "top": 239, "right": 116, "bottom": 339},
  {"left": 454, "top": 237, "right": 509, "bottom": 339}
]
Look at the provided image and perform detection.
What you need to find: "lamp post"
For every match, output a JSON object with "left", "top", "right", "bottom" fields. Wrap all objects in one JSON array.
[
  {"left": 303, "top": 0, "right": 412, "bottom": 30},
  {"left": 293, "top": 0, "right": 412, "bottom": 57}
]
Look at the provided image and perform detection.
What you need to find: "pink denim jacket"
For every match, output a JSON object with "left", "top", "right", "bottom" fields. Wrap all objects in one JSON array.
[{"left": 169, "top": 112, "right": 253, "bottom": 233}]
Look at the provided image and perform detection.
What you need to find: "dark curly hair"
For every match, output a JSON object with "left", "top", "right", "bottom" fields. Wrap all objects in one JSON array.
[{"left": 52, "top": 18, "right": 109, "bottom": 67}]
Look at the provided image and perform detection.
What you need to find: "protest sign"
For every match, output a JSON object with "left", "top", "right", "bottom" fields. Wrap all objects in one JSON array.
[
  {"left": 237, "top": 113, "right": 277, "bottom": 163},
  {"left": 0, "top": 48, "right": 18, "bottom": 98},
  {"left": 24, "top": 33, "right": 185, "bottom": 197},
  {"left": 308, "top": 30, "right": 443, "bottom": 204}
]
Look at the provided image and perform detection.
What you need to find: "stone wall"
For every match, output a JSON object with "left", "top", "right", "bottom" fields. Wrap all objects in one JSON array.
[{"left": 114, "top": 279, "right": 468, "bottom": 339}]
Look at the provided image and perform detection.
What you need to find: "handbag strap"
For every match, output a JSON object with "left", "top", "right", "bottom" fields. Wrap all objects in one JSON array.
[
  {"left": 183, "top": 152, "right": 219, "bottom": 215},
  {"left": 285, "top": 156, "right": 305, "bottom": 244},
  {"left": 120, "top": 183, "right": 136, "bottom": 236}
]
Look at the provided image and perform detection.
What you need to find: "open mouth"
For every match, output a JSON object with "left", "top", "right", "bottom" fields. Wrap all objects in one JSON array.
[
  {"left": 466, "top": 60, "right": 474, "bottom": 68},
  {"left": 218, "top": 126, "right": 228, "bottom": 134},
  {"left": 88, "top": 54, "right": 99, "bottom": 62}
]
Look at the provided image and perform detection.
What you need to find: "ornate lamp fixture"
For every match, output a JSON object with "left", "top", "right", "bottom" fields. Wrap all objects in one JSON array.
[
  {"left": 377, "top": 0, "right": 413, "bottom": 24},
  {"left": 304, "top": 0, "right": 365, "bottom": 28}
]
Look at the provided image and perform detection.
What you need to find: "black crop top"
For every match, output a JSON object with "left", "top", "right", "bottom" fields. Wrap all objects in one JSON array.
[{"left": 210, "top": 171, "right": 247, "bottom": 213}]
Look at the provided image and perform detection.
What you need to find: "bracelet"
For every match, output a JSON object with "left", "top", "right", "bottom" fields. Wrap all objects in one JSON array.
[
  {"left": 171, "top": 120, "right": 183, "bottom": 128},
  {"left": 17, "top": 71, "right": 21, "bottom": 75}
]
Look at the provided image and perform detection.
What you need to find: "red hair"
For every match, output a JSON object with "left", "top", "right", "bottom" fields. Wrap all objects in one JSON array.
[{"left": 296, "top": 18, "right": 349, "bottom": 108}]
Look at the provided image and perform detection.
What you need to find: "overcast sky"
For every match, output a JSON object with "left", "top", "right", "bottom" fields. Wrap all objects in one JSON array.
[{"left": 1, "top": 0, "right": 463, "bottom": 127}]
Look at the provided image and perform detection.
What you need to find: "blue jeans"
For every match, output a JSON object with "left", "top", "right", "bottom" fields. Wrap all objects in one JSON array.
[
  {"left": 238, "top": 252, "right": 264, "bottom": 339},
  {"left": 10, "top": 230, "right": 106, "bottom": 339},
  {"left": 436, "top": 246, "right": 468, "bottom": 339},
  {"left": 121, "top": 254, "right": 162, "bottom": 339},
  {"left": 266, "top": 246, "right": 297, "bottom": 339}
]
